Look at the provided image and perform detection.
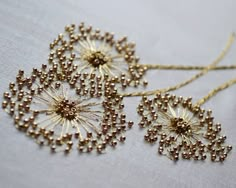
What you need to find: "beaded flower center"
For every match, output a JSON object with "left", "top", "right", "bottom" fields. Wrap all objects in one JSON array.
[
  {"left": 54, "top": 99, "right": 77, "bottom": 121},
  {"left": 170, "top": 117, "right": 192, "bottom": 135},
  {"left": 85, "top": 51, "right": 109, "bottom": 67}
]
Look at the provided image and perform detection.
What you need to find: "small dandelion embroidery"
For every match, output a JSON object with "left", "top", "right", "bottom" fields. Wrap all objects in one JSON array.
[
  {"left": 48, "top": 22, "right": 147, "bottom": 87},
  {"left": 2, "top": 62, "right": 133, "bottom": 153},
  {"left": 137, "top": 92, "right": 233, "bottom": 162}
]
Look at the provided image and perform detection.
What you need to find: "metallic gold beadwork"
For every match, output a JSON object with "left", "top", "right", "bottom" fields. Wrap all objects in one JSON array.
[
  {"left": 2, "top": 62, "right": 131, "bottom": 153},
  {"left": 48, "top": 22, "right": 147, "bottom": 87},
  {"left": 137, "top": 92, "right": 232, "bottom": 162}
]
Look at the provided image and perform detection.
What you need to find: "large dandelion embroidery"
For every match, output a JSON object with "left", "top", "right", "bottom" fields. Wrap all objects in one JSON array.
[
  {"left": 2, "top": 62, "right": 133, "bottom": 153},
  {"left": 48, "top": 22, "right": 147, "bottom": 87},
  {"left": 137, "top": 93, "right": 232, "bottom": 162}
]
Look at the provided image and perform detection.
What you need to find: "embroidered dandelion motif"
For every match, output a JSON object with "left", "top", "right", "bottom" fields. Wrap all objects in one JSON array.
[
  {"left": 48, "top": 23, "right": 147, "bottom": 87},
  {"left": 2, "top": 62, "right": 133, "bottom": 153},
  {"left": 137, "top": 93, "right": 232, "bottom": 162}
]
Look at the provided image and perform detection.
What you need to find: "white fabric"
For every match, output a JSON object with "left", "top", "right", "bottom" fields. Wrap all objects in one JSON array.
[{"left": 0, "top": 0, "right": 235, "bottom": 188}]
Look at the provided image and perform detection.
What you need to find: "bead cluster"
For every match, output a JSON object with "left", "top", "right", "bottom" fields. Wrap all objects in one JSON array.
[
  {"left": 137, "top": 92, "right": 232, "bottom": 162},
  {"left": 48, "top": 23, "right": 147, "bottom": 87},
  {"left": 2, "top": 62, "right": 133, "bottom": 153},
  {"left": 1, "top": 23, "right": 233, "bottom": 162}
]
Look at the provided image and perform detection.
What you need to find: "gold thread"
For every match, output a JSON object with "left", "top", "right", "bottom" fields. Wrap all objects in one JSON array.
[
  {"left": 195, "top": 78, "right": 236, "bottom": 106},
  {"left": 122, "top": 33, "right": 235, "bottom": 97},
  {"left": 143, "top": 64, "right": 236, "bottom": 70}
]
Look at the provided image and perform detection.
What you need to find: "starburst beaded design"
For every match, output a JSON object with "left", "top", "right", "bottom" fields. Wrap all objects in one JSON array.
[
  {"left": 48, "top": 23, "right": 147, "bottom": 87},
  {"left": 137, "top": 93, "right": 232, "bottom": 162},
  {"left": 2, "top": 62, "right": 133, "bottom": 153}
]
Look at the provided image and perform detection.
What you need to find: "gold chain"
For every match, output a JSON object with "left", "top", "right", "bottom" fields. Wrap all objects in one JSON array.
[
  {"left": 122, "top": 33, "right": 235, "bottom": 97},
  {"left": 143, "top": 64, "right": 236, "bottom": 70},
  {"left": 195, "top": 78, "right": 236, "bottom": 106}
]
